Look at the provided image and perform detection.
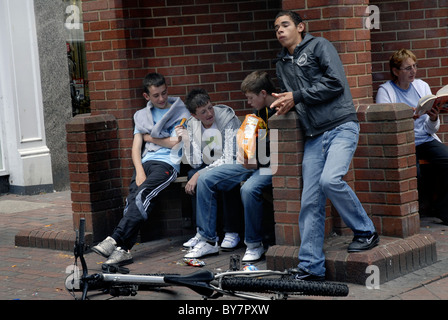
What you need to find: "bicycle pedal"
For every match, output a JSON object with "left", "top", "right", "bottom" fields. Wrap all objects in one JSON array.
[
  {"left": 229, "top": 254, "right": 241, "bottom": 271},
  {"left": 102, "top": 263, "right": 130, "bottom": 274}
]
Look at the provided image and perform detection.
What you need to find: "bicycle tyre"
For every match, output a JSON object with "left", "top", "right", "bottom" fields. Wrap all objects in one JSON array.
[{"left": 221, "top": 277, "right": 349, "bottom": 297}]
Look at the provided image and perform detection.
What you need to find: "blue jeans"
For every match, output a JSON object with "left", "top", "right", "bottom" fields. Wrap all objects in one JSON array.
[
  {"left": 298, "top": 121, "right": 375, "bottom": 277},
  {"left": 188, "top": 165, "right": 243, "bottom": 235},
  {"left": 196, "top": 164, "right": 272, "bottom": 247}
]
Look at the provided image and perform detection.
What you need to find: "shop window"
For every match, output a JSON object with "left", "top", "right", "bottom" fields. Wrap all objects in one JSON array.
[{"left": 63, "top": 0, "right": 90, "bottom": 116}]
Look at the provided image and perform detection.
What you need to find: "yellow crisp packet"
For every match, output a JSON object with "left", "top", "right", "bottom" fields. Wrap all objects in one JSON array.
[{"left": 237, "top": 114, "right": 267, "bottom": 159}]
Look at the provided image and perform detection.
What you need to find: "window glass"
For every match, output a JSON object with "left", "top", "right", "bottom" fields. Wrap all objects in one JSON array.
[{"left": 63, "top": 0, "right": 90, "bottom": 116}]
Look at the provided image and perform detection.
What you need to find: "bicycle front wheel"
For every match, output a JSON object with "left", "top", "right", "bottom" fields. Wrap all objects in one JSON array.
[{"left": 221, "top": 277, "right": 349, "bottom": 297}]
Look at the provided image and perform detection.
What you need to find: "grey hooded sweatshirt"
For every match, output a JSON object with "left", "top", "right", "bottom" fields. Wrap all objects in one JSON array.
[{"left": 184, "top": 104, "right": 241, "bottom": 175}]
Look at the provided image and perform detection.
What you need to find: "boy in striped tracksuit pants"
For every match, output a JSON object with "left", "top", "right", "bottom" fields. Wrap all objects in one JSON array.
[{"left": 92, "top": 73, "right": 189, "bottom": 266}]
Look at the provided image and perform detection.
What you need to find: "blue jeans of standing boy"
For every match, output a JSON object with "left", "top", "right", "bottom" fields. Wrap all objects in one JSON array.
[
  {"left": 298, "top": 121, "right": 376, "bottom": 277},
  {"left": 195, "top": 164, "right": 272, "bottom": 247}
]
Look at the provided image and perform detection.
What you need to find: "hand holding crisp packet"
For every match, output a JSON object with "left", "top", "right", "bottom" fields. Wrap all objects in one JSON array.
[{"left": 236, "top": 114, "right": 267, "bottom": 160}]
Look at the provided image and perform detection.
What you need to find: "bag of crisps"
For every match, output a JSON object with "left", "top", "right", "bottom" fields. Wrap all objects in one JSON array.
[{"left": 237, "top": 114, "right": 267, "bottom": 159}]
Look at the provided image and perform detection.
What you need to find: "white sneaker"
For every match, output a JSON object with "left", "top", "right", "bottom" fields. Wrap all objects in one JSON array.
[
  {"left": 105, "top": 247, "right": 133, "bottom": 266},
  {"left": 242, "top": 244, "right": 265, "bottom": 262},
  {"left": 92, "top": 236, "right": 117, "bottom": 258},
  {"left": 183, "top": 235, "right": 200, "bottom": 249},
  {"left": 184, "top": 240, "right": 219, "bottom": 258},
  {"left": 221, "top": 233, "right": 240, "bottom": 250}
]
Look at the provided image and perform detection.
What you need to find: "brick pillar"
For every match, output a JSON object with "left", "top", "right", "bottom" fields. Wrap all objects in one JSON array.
[
  {"left": 355, "top": 103, "right": 420, "bottom": 238},
  {"left": 66, "top": 113, "right": 124, "bottom": 243},
  {"left": 269, "top": 111, "right": 357, "bottom": 247},
  {"left": 269, "top": 112, "right": 303, "bottom": 246}
]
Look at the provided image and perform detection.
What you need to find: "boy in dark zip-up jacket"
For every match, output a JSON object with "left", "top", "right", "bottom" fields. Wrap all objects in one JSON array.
[{"left": 271, "top": 11, "right": 378, "bottom": 281}]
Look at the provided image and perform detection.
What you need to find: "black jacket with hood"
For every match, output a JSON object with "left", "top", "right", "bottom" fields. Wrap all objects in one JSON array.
[{"left": 275, "top": 33, "right": 358, "bottom": 138}]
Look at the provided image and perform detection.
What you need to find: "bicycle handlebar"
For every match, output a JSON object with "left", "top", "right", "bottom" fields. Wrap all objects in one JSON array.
[{"left": 74, "top": 218, "right": 89, "bottom": 300}]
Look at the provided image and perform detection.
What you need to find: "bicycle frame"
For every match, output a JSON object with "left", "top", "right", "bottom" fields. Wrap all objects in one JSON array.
[
  {"left": 67, "top": 262, "right": 293, "bottom": 300},
  {"left": 66, "top": 218, "right": 349, "bottom": 300},
  {"left": 66, "top": 219, "right": 285, "bottom": 300}
]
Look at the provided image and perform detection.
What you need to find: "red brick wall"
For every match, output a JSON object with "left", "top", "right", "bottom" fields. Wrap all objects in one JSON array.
[
  {"left": 75, "top": 0, "right": 447, "bottom": 242},
  {"left": 81, "top": 0, "right": 381, "bottom": 186},
  {"left": 371, "top": 0, "right": 448, "bottom": 95},
  {"left": 282, "top": 0, "right": 374, "bottom": 105},
  {"left": 81, "top": 0, "right": 282, "bottom": 185}
]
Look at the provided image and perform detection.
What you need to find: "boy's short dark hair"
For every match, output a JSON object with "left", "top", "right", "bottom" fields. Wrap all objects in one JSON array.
[
  {"left": 275, "top": 10, "right": 305, "bottom": 37},
  {"left": 241, "top": 71, "right": 276, "bottom": 95},
  {"left": 275, "top": 10, "right": 302, "bottom": 25},
  {"left": 185, "top": 88, "right": 211, "bottom": 114},
  {"left": 143, "top": 73, "right": 166, "bottom": 94}
]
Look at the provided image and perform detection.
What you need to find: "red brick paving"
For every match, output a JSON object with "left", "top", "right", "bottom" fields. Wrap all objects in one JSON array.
[{"left": 1, "top": 190, "right": 448, "bottom": 301}]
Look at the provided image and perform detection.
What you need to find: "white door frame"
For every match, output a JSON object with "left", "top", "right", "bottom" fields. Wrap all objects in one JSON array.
[{"left": 0, "top": 0, "right": 53, "bottom": 193}]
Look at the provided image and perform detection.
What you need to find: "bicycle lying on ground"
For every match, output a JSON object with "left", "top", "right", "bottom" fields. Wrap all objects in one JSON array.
[{"left": 65, "top": 218, "right": 349, "bottom": 300}]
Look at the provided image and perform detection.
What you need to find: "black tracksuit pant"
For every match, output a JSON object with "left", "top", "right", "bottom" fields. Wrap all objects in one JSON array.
[
  {"left": 416, "top": 139, "right": 448, "bottom": 224},
  {"left": 111, "top": 160, "right": 177, "bottom": 250}
]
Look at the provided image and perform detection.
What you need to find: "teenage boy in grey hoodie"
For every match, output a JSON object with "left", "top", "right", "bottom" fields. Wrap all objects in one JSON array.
[
  {"left": 177, "top": 88, "right": 243, "bottom": 251},
  {"left": 185, "top": 71, "right": 277, "bottom": 263},
  {"left": 271, "top": 11, "right": 378, "bottom": 281}
]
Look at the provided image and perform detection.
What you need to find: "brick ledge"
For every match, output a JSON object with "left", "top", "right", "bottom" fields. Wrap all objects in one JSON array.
[
  {"left": 266, "top": 233, "right": 437, "bottom": 284},
  {"left": 14, "top": 221, "right": 92, "bottom": 252}
]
